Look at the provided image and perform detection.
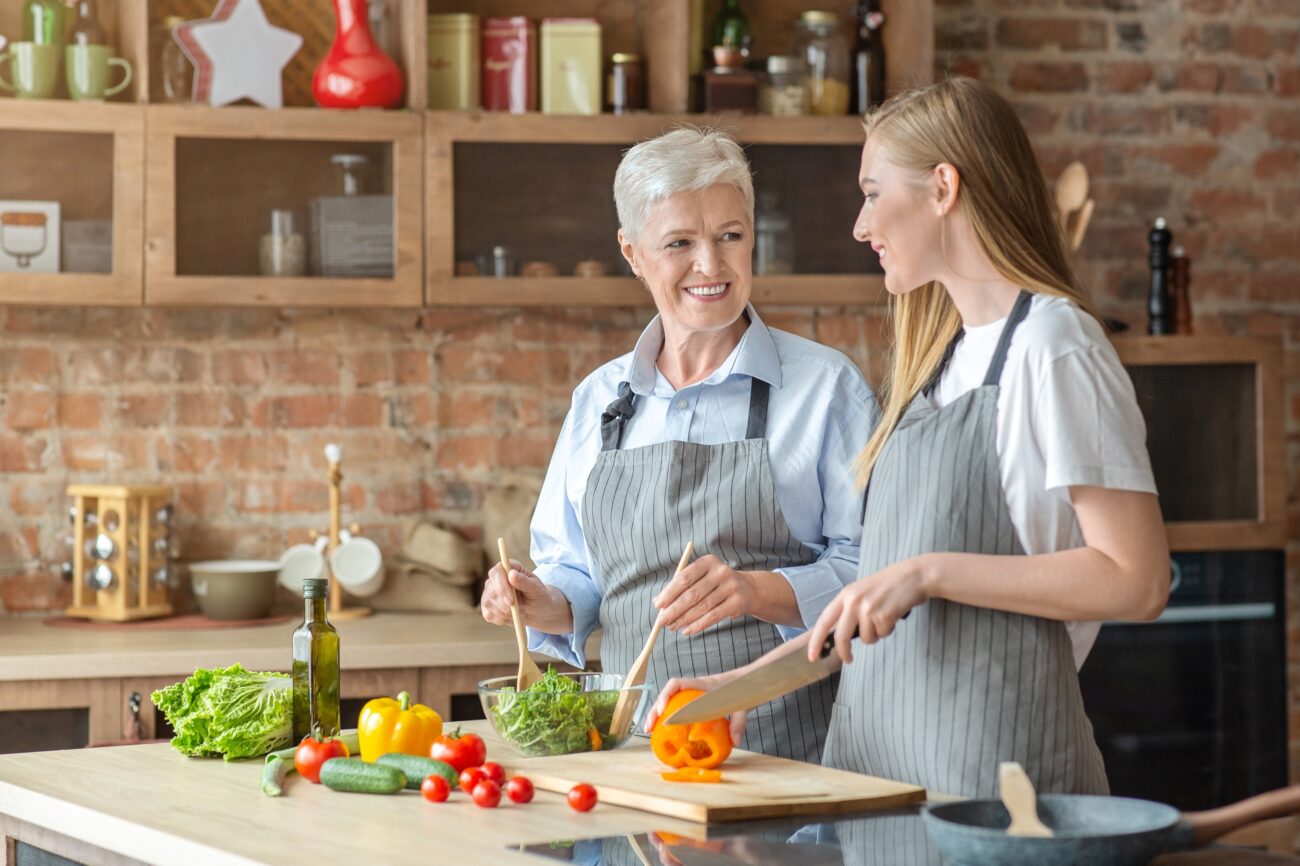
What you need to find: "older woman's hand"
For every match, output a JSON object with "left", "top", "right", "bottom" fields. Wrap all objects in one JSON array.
[
  {"left": 480, "top": 559, "right": 575, "bottom": 635},
  {"left": 652, "top": 555, "right": 756, "bottom": 636}
]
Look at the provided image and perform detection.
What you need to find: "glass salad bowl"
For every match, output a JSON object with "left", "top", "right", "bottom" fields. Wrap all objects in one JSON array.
[{"left": 479, "top": 670, "right": 651, "bottom": 757}]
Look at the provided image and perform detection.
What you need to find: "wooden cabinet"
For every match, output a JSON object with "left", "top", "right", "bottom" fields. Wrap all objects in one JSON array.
[
  {"left": 0, "top": 0, "right": 932, "bottom": 308},
  {"left": 1113, "top": 335, "right": 1285, "bottom": 552}
]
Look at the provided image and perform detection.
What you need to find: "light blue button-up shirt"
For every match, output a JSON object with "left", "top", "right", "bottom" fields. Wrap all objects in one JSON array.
[{"left": 527, "top": 305, "right": 879, "bottom": 668}]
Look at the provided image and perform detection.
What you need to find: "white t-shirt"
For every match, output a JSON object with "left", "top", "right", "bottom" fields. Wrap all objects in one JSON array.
[{"left": 929, "top": 294, "right": 1158, "bottom": 669}]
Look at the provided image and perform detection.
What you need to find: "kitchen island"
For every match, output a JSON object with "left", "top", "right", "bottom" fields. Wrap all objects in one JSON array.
[
  {"left": 0, "top": 721, "right": 1294, "bottom": 866},
  {"left": 0, "top": 613, "right": 595, "bottom": 749}
]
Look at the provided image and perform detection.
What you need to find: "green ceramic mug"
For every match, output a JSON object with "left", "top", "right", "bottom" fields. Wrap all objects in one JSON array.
[
  {"left": 0, "top": 42, "right": 61, "bottom": 99},
  {"left": 65, "top": 44, "right": 132, "bottom": 101}
]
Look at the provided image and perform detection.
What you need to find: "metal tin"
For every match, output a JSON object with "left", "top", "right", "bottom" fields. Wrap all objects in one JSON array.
[
  {"left": 482, "top": 16, "right": 537, "bottom": 113},
  {"left": 427, "top": 13, "right": 480, "bottom": 110},
  {"left": 540, "top": 18, "right": 602, "bottom": 115}
]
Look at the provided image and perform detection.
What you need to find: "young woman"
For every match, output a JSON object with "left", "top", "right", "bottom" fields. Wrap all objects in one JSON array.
[{"left": 649, "top": 78, "right": 1170, "bottom": 800}]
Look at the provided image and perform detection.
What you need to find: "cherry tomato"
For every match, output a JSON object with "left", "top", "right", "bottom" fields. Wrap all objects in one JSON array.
[
  {"left": 432, "top": 729, "right": 487, "bottom": 773},
  {"left": 506, "top": 776, "right": 534, "bottom": 804},
  {"left": 472, "top": 779, "right": 502, "bottom": 808},
  {"left": 567, "top": 783, "right": 598, "bottom": 812},
  {"left": 421, "top": 775, "right": 450, "bottom": 803},
  {"left": 293, "top": 735, "right": 349, "bottom": 784},
  {"left": 480, "top": 761, "right": 506, "bottom": 786},
  {"left": 459, "top": 766, "right": 487, "bottom": 793}
]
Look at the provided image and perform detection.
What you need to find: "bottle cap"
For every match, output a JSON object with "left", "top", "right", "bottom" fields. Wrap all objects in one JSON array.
[
  {"left": 800, "top": 11, "right": 840, "bottom": 25},
  {"left": 303, "top": 578, "right": 328, "bottom": 599},
  {"left": 766, "top": 56, "right": 801, "bottom": 74}
]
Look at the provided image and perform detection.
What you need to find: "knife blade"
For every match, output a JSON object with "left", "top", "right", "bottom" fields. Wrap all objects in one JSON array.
[{"left": 660, "top": 632, "right": 844, "bottom": 726}]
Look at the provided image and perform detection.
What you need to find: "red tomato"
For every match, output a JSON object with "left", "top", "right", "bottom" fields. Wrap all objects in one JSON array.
[
  {"left": 293, "top": 735, "right": 349, "bottom": 784},
  {"left": 432, "top": 729, "right": 487, "bottom": 773},
  {"left": 421, "top": 775, "right": 450, "bottom": 803},
  {"left": 567, "top": 783, "right": 598, "bottom": 812},
  {"left": 506, "top": 776, "right": 534, "bottom": 804},
  {"left": 472, "top": 779, "right": 502, "bottom": 808},
  {"left": 480, "top": 761, "right": 506, "bottom": 786},
  {"left": 459, "top": 766, "right": 487, "bottom": 793}
]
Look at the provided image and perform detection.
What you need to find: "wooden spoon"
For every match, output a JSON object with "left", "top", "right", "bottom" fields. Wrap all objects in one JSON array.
[
  {"left": 1054, "top": 161, "right": 1089, "bottom": 228},
  {"left": 1000, "top": 761, "right": 1054, "bottom": 838},
  {"left": 1069, "top": 198, "right": 1095, "bottom": 252},
  {"left": 609, "top": 541, "right": 695, "bottom": 739},
  {"left": 497, "top": 537, "right": 544, "bottom": 691}
]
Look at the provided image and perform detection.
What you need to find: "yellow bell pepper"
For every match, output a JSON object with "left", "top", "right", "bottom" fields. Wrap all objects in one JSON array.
[{"left": 357, "top": 690, "right": 443, "bottom": 763}]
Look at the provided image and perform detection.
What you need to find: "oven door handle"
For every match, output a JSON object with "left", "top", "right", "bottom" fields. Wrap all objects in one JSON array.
[{"left": 1113, "top": 603, "right": 1277, "bottom": 625}]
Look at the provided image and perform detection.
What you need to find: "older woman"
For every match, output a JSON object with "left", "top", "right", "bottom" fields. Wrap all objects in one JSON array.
[{"left": 479, "top": 128, "right": 877, "bottom": 763}]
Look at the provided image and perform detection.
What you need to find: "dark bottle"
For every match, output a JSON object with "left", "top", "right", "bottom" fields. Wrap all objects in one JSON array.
[
  {"left": 1147, "top": 216, "right": 1173, "bottom": 336},
  {"left": 291, "top": 578, "right": 341, "bottom": 742},
  {"left": 849, "top": 0, "right": 886, "bottom": 115},
  {"left": 70, "top": 0, "right": 106, "bottom": 46},
  {"left": 1171, "top": 245, "right": 1193, "bottom": 335},
  {"left": 709, "top": 0, "right": 751, "bottom": 57}
]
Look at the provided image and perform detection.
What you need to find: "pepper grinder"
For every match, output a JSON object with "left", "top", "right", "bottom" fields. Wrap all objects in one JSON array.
[
  {"left": 1171, "top": 245, "right": 1193, "bottom": 335},
  {"left": 1147, "top": 216, "right": 1173, "bottom": 336}
]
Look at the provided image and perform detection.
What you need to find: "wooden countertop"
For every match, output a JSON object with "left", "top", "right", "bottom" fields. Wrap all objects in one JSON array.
[
  {"left": 0, "top": 721, "right": 699, "bottom": 866},
  {"left": 0, "top": 613, "right": 594, "bottom": 682}
]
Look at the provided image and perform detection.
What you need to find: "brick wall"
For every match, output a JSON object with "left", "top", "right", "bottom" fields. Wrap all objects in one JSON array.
[{"left": 1, "top": 0, "right": 1297, "bottom": 768}]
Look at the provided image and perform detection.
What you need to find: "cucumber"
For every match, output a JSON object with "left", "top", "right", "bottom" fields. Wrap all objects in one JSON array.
[
  {"left": 375, "top": 754, "right": 458, "bottom": 790},
  {"left": 319, "top": 758, "right": 406, "bottom": 795},
  {"left": 262, "top": 756, "right": 292, "bottom": 797}
]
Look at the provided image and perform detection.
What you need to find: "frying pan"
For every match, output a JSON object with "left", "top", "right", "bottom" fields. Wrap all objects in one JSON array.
[{"left": 923, "top": 783, "right": 1300, "bottom": 866}]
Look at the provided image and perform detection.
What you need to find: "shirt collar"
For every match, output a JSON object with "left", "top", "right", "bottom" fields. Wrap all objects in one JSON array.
[{"left": 626, "top": 304, "right": 783, "bottom": 396}]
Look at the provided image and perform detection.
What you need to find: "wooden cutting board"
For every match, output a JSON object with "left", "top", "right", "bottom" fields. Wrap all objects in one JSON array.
[{"left": 485, "top": 729, "right": 925, "bottom": 823}]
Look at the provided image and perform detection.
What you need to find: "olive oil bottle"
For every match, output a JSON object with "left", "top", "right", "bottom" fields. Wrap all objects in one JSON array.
[{"left": 292, "top": 578, "right": 341, "bottom": 741}]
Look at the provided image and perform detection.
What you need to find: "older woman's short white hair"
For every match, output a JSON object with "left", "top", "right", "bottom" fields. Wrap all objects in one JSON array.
[{"left": 613, "top": 127, "right": 754, "bottom": 243}]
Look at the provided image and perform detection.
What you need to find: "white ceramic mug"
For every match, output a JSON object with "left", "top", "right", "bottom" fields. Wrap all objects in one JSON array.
[
  {"left": 278, "top": 537, "right": 327, "bottom": 593},
  {"left": 330, "top": 534, "right": 384, "bottom": 597}
]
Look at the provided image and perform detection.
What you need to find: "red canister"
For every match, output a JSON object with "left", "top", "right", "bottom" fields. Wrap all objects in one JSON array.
[{"left": 482, "top": 16, "right": 537, "bottom": 113}]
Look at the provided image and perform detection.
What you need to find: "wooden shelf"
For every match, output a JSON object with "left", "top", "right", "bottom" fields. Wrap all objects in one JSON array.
[
  {"left": 430, "top": 111, "right": 875, "bottom": 145},
  {"left": 0, "top": 101, "right": 144, "bottom": 306},
  {"left": 144, "top": 105, "right": 424, "bottom": 307},
  {"left": 1112, "top": 335, "right": 1286, "bottom": 552}
]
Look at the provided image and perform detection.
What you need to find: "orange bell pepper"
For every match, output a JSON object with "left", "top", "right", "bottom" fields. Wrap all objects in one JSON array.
[
  {"left": 650, "top": 689, "right": 733, "bottom": 770},
  {"left": 357, "top": 690, "right": 443, "bottom": 763},
  {"left": 661, "top": 767, "right": 723, "bottom": 783}
]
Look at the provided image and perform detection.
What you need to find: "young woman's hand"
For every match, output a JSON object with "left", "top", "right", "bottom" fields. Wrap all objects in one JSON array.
[
  {"left": 806, "top": 558, "right": 930, "bottom": 664},
  {"left": 644, "top": 674, "right": 749, "bottom": 745},
  {"left": 479, "top": 559, "right": 574, "bottom": 634}
]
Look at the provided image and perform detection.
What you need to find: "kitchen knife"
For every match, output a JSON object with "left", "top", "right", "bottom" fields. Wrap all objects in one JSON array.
[{"left": 660, "top": 631, "right": 848, "bottom": 726}]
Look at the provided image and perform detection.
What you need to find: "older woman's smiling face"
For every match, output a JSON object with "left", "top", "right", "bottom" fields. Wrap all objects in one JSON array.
[{"left": 620, "top": 183, "right": 753, "bottom": 338}]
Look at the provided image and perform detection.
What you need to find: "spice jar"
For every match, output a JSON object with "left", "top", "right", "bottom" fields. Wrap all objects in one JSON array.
[
  {"left": 758, "top": 56, "right": 808, "bottom": 116},
  {"left": 607, "top": 53, "right": 645, "bottom": 114},
  {"left": 259, "top": 209, "right": 307, "bottom": 277},
  {"left": 792, "top": 11, "right": 849, "bottom": 116}
]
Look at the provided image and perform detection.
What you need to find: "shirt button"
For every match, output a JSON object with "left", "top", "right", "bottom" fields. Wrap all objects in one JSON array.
[{"left": 677, "top": 399, "right": 688, "bottom": 409}]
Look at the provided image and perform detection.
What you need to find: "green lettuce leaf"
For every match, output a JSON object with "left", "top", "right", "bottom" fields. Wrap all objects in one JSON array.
[
  {"left": 490, "top": 667, "right": 620, "bottom": 756},
  {"left": 151, "top": 664, "right": 293, "bottom": 761}
]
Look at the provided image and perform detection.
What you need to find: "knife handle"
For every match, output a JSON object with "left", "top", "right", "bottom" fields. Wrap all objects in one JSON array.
[{"left": 816, "top": 610, "right": 912, "bottom": 657}]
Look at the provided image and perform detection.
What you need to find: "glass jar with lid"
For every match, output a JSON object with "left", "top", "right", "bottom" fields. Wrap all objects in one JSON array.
[
  {"left": 607, "top": 52, "right": 645, "bottom": 114},
  {"left": 758, "top": 55, "right": 808, "bottom": 116},
  {"left": 792, "top": 11, "right": 849, "bottom": 116}
]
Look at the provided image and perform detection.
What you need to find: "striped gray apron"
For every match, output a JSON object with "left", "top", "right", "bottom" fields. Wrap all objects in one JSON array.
[
  {"left": 581, "top": 377, "right": 834, "bottom": 763},
  {"left": 824, "top": 290, "right": 1109, "bottom": 799}
]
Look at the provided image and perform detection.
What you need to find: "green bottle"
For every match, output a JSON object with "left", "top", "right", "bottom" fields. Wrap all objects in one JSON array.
[
  {"left": 22, "top": 0, "right": 65, "bottom": 46},
  {"left": 292, "top": 578, "right": 341, "bottom": 741},
  {"left": 709, "top": 0, "right": 751, "bottom": 55}
]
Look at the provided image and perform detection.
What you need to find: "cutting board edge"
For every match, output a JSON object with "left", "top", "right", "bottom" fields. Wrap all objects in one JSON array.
[{"left": 701, "top": 786, "right": 928, "bottom": 823}]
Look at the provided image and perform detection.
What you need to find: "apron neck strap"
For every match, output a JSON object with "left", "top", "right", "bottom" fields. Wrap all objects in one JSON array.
[
  {"left": 981, "top": 290, "right": 1034, "bottom": 387},
  {"left": 599, "top": 382, "right": 637, "bottom": 452},
  {"left": 600, "top": 377, "right": 771, "bottom": 452}
]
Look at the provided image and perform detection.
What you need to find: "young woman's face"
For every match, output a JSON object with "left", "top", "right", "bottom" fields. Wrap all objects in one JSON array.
[
  {"left": 852, "top": 140, "right": 944, "bottom": 295},
  {"left": 620, "top": 184, "right": 753, "bottom": 337}
]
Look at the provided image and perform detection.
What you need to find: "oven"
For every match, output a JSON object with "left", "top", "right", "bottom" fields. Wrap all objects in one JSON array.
[{"left": 1078, "top": 550, "right": 1287, "bottom": 810}]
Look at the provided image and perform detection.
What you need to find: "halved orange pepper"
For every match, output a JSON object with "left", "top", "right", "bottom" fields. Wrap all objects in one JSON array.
[
  {"left": 661, "top": 767, "right": 723, "bottom": 783},
  {"left": 650, "top": 689, "right": 733, "bottom": 770}
]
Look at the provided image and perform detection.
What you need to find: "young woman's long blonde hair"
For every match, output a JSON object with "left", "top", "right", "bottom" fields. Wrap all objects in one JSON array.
[{"left": 853, "top": 77, "right": 1100, "bottom": 489}]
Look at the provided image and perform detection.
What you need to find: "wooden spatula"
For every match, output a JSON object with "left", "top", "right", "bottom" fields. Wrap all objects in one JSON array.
[
  {"left": 609, "top": 541, "right": 695, "bottom": 739},
  {"left": 999, "top": 761, "right": 1054, "bottom": 838},
  {"left": 498, "top": 537, "right": 543, "bottom": 691}
]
